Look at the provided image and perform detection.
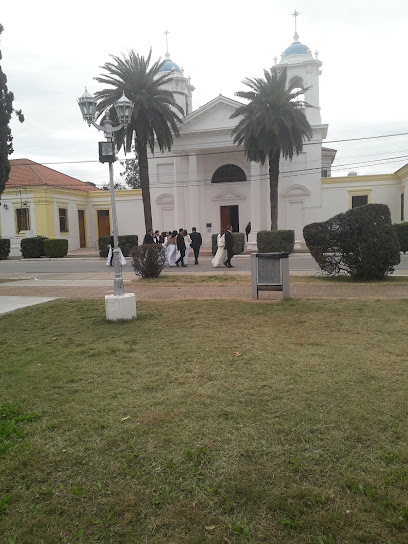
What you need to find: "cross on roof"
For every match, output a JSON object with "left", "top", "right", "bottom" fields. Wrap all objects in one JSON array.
[
  {"left": 164, "top": 29, "right": 170, "bottom": 55},
  {"left": 292, "top": 10, "right": 300, "bottom": 34}
]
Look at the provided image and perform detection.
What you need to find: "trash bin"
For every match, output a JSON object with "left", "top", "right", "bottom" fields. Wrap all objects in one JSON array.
[{"left": 251, "top": 252, "right": 289, "bottom": 299}]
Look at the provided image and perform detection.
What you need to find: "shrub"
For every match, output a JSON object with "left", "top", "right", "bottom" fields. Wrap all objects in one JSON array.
[
  {"left": 20, "top": 236, "right": 48, "bottom": 258},
  {"left": 43, "top": 239, "right": 68, "bottom": 258},
  {"left": 98, "top": 235, "right": 138, "bottom": 258},
  {"left": 257, "top": 230, "right": 295, "bottom": 254},
  {"left": 131, "top": 244, "right": 166, "bottom": 278},
  {"left": 0, "top": 238, "right": 10, "bottom": 260},
  {"left": 211, "top": 232, "right": 245, "bottom": 256},
  {"left": 303, "top": 204, "right": 400, "bottom": 280},
  {"left": 394, "top": 222, "right": 408, "bottom": 253}
]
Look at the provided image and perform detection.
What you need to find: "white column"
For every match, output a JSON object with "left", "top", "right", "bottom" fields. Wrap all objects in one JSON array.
[
  {"left": 249, "top": 162, "right": 262, "bottom": 245},
  {"left": 174, "top": 155, "right": 184, "bottom": 229},
  {"left": 188, "top": 152, "right": 200, "bottom": 230}
]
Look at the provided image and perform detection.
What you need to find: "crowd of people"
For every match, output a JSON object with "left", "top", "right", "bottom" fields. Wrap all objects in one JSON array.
[
  {"left": 143, "top": 224, "right": 236, "bottom": 269},
  {"left": 143, "top": 227, "right": 203, "bottom": 267}
]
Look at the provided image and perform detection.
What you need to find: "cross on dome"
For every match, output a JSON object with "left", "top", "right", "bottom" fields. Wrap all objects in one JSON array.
[
  {"left": 164, "top": 29, "right": 170, "bottom": 59},
  {"left": 292, "top": 9, "right": 300, "bottom": 42}
]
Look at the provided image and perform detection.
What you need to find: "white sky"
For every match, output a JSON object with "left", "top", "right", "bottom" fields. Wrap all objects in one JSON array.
[{"left": 2, "top": 0, "right": 408, "bottom": 186}]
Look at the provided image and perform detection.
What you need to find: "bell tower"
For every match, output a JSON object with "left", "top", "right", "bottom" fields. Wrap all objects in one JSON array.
[
  {"left": 157, "top": 30, "right": 195, "bottom": 117},
  {"left": 277, "top": 11, "right": 322, "bottom": 125}
]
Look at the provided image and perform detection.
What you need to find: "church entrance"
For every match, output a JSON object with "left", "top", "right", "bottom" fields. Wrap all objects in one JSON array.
[
  {"left": 97, "top": 210, "right": 110, "bottom": 238},
  {"left": 220, "top": 205, "right": 239, "bottom": 233}
]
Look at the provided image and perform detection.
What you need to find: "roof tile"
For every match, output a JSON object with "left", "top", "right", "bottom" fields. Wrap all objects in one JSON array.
[{"left": 7, "top": 159, "right": 100, "bottom": 192}]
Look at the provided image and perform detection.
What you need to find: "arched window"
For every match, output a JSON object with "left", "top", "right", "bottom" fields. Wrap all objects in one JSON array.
[
  {"left": 211, "top": 164, "right": 247, "bottom": 183},
  {"left": 289, "top": 76, "right": 305, "bottom": 104}
]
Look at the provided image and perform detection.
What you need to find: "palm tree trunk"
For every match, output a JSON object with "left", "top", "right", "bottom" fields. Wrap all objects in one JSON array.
[
  {"left": 269, "top": 148, "right": 280, "bottom": 230},
  {"left": 136, "top": 139, "right": 153, "bottom": 231}
]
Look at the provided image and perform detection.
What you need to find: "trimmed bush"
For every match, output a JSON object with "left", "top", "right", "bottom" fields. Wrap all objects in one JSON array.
[
  {"left": 304, "top": 204, "right": 400, "bottom": 280},
  {"left": 211, "top": 232, "right": 245, "bottom": 256},
  {"left": 98, "top": 235, "right": 139, "bottom": 258},
  {"left": 20, "top": 236, "right": 48, "bottom": 258},
  {"left": 0, "top": 238, "right": 10, "bottom": 260},
  {"left": 131, "top": 244, "right": 166, "bottom": 278},
  {"left": 43, "top": 239, "right": 68, "bottom": 258},
  {"left": 257, "top": 230, "right": 295, "bottom": 254},
  {"left": 394, "top": 222, "right": 408, "bottom": 253}
]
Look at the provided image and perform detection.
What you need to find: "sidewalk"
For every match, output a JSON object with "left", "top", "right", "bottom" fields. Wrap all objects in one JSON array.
[{"left": 0, "top": 276, "right": 407, "bottom": 304}]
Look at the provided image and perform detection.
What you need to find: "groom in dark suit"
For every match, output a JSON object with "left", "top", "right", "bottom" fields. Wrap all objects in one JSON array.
[
  {"left": 224, "top": 225, "right": 234, "bottom": 268},
  {"left": 175, "top": 228, "right": 187, "bottom": 267}
]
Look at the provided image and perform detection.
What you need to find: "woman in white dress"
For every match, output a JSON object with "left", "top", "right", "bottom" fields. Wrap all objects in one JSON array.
[
  {"left": 212, "top": 228, "right": 227, "bottom": 268},
  {"left": 166, "top": 230, "right": 177, "bottom": 266},
  {"left": 183, "top": 229, "right": 192, "bottom": 265}
]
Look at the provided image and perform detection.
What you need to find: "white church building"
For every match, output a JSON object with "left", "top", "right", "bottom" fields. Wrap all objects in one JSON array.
[
  {"left": 147, "top": 31, "right": 406, "bottom": 247},
  {"left": 1, "top": 30, "right": 407, "bottom": 252}
]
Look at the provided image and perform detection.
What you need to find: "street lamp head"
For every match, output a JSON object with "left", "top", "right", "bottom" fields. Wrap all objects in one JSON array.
[
  {"left": 78, "top": 88, "right": 97, "bottom": 126},
  {"left": 114, "top": 92, "right": 134, "bottom": 128}
]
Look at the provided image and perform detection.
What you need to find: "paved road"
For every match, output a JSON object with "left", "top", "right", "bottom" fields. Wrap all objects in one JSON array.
[
  {"left": 0, "top": 254, "right": 320, "bottom": 276},
  {"left": 1, "top": 254, "right": 408, "bottom": 280}
]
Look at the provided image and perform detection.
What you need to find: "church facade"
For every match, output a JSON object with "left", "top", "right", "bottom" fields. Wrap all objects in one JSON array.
[{"left": 148, "top": 33, "right": 407, "bottom": 247}]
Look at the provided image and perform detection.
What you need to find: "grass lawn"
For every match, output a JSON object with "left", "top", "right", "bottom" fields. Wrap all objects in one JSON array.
[{"left": 1, "top": 298, "right": 408, "bottom": 543}]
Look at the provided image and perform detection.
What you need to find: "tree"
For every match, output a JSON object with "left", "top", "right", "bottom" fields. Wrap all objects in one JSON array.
[
  {"left": 120, "top": 146, "right": 140, "bottom": 189},
  {"left": 0, "top": 24, "right": 24, "bottom": 196},
  {"left": 94, "top": 49, "right": 183, "bottom": 230},
  {"left": 231, "top": 67, "right": 312, "bottom": 230}
]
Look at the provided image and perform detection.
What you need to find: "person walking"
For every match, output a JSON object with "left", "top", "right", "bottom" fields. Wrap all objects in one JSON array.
[
  {"left": 183, "top": 229, "right": 192, "bottom": 265},
  {"left": 190, "top": 227, "right": 202, "bottom": 265},
  {"left": 143, "top": 228, "right": 154, "bottom": 244},
  {"left": 175, "top": 228, "right": 187, "bottom": 267},
  {"left": 224, "top": 225, "right": 234, "bottom": 268},
  {"left": 166, "top": 230, "right": 177, "bottom": 266},
  {"left": 212, "top": 228, "right": 226, "bottom": 268},
  {"left": 245, "top": 221, "right": 251, "bottom": 242}
]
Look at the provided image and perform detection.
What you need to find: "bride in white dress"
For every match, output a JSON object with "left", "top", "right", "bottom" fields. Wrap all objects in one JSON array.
[{"left": 212, "top": 229, "right": 227, "bottom": 268}]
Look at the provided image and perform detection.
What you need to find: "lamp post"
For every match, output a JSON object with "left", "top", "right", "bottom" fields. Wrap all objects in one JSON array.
[{"left": 78, "top": 89, "right": 137, "bottom": 319}]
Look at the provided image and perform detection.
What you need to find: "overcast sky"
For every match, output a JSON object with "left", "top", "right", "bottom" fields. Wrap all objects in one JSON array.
[{"left": 2, "top": 0, "right": 408, "bottom": 186}]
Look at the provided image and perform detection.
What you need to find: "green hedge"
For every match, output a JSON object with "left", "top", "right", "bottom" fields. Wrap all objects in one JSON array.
[
  {"left": 131, "top": 244, "right": 166, "bottom": 278},
  {"left": 20, "top": 236, "right": 48, "bottom": 258},
  {"left": 257, "top": 230, "right": 295, "bottom": 254},
  {"left": 211, "top": 232, "right": 245, "bottom": 256},
  {"left": 43, "top": 239, "right": 69, "bottom": 258},
  {"left": 303, "top": 204, "right": 400, "bottom": 280},
  {"left": 98, "top": 235, "right": 139, "bottom": 258},
  {"left": 394, "top": 222, "right": 408, "bottom": 253},
  {"left": 0, "top": 238, "right": 10, "bottom": 260}
]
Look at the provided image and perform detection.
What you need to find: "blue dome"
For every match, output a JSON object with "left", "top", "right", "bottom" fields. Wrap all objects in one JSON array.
[
  {"left": 282, "top": 42, "right": 309, "bottom": 57},
  {"left": 159, "top": 59, "right": 181, "bottom": 73}
]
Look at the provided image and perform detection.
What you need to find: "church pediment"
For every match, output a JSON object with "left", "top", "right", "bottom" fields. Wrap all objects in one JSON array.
[
  {"left": 211, "top": 188, "right": 246, "bottom": 201},
  {"left": 283, "top": 184, "right": 310, "bottom": 197},
  {"left": 155, "top": 193, "right": 174, "bottom": 206},
  {"left": 181, "top": 95, "right": 242, "bottom": 134}
]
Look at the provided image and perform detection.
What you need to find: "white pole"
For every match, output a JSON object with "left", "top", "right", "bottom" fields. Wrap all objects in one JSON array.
[{"left": 108, "top": 160, "right": 124, "bottom": 296}]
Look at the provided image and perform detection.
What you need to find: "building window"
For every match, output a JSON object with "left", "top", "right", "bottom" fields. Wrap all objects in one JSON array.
[
  {"left": 402, "top": 193, "right": 405, "bottom": 221},
  {"left": 59, "top": 208, "right": 69, "bottom": 232},
  {"left": 211, "top": 164, "right": 247, "bottom": 183},
  {"left": 321, "top": 168, "right": 329, "bottom": 177},
  {"left": 16, "top": 208, "right": 30, "bottom": 232},
  {"left": 352, "top": 195, "right": 368, "bottom": 208}
]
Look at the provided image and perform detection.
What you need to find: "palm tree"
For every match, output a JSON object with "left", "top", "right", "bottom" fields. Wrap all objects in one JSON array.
[
  {"left": 231, "top": 67, "right": 313, "bottom": 230},
  {"left": 94, "top": 49, "right": 184, "bottom": 231}
]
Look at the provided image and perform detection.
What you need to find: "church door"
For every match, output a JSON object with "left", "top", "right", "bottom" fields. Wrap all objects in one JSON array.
[
  {"left": 97, "top": 210, "right": 110, "bottom": 238},
  {"left": 220, "top": 205, "right": 239, "bottom": 232},
  {"left": 78, "top": 210, "right": 86, "bottom": 247}
]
